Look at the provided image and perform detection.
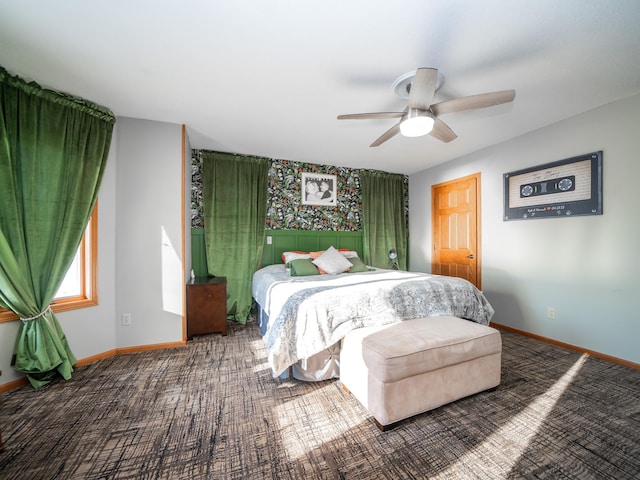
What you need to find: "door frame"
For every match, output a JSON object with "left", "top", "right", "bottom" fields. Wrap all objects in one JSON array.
[{"left": 431, "top": 172, "right": 482, "bottom": 289}]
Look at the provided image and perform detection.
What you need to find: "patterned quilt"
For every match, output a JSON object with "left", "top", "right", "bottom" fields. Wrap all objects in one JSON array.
[{"left": 252, "top": 265, "right": 494, "bottom": 376}]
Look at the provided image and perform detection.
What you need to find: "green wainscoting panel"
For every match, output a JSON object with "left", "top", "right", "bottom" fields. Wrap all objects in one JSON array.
[
  {"left": 191, "top": 228, "right": 208, "bottom": 277},
  {"left": 192, "top": 228, "right": 363, "bottom": 271},
  {"left": 260, "top": 230, "right": 363, "bottom": 266}
]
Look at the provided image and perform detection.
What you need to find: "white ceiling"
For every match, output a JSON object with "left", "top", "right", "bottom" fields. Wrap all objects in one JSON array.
[{"left": 2, "top": 1, "right": 640, "bottom": 175}]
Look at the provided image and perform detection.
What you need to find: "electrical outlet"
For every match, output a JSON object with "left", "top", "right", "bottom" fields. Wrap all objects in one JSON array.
[
  {"left": 547, "top": 307, "right": 556, "bottom": 320},
  {"left": 121, "top": 313, "right": 132, "bottom": 326}
]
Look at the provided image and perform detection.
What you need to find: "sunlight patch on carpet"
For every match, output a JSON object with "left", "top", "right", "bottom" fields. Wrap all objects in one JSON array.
[
  {"left": 249, "top": 338, "right": 271, "bottom": 373},
  {"left": 440, "top": 353, "right": 589, "bottom": 477},
  {"left": 274, "top": 382, "right": 363, "bottom": 460},
  {"left": 249, "top": 339, "right": 268, "bottom": 359},
  {"left": 252, "top": 362, "right": 271, "bottom": 373}
]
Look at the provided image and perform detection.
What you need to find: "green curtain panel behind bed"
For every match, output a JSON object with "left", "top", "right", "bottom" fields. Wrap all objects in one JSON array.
[
  {"left": 202, "top": 151, "right": 268, "bottom": 323},
  {"left": 361, "top": 171, "right": 408, "bottom": 270},
  {"left": 0, "top": 66, "right": 115, "bottom": 388}
]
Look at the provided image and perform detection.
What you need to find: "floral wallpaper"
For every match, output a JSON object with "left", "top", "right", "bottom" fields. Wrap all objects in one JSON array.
[
  {"left": 191, "top": 150, "right": 205, "bottom": 228},
  {"left": 191, "top": 150, "right": 407, "bottom": 231}
]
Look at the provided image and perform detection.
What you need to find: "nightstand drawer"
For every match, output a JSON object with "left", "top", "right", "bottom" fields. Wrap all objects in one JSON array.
[{"left": 186, "top": 277, "right": 227, "bottom": 339}]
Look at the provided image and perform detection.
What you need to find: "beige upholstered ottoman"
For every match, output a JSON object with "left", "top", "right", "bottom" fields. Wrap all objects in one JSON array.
[{"left": 340, "top": 316, "right": 502, "bottom": 430}]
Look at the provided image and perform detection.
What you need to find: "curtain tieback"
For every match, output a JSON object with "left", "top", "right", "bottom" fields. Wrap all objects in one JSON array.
[{"left": 20, "top": 306, "right": 52, "bottom": 322}]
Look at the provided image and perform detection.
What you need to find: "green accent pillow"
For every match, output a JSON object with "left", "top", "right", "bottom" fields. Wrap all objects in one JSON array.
[
  {"left": 289, "top": 258, "right": 320, "bottom": 276},
  {"left": 347, "top": 257, "right": 369, "bottom": 273}
]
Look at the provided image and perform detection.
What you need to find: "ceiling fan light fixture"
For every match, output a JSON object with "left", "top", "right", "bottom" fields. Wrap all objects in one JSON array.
[
  {"left": 400, "top": 109, "right": 435, "bottom": 137},
  {"left": 338, "top": 67, "right": 514, "bottom": 146},
  {"left": 392, "top": 69, "right": 445, "bottom": 100}
]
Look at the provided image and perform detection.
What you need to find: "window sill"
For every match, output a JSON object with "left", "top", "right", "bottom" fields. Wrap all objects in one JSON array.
[{"left": 0, "top": 296, "right": 98, "bottom": 323}]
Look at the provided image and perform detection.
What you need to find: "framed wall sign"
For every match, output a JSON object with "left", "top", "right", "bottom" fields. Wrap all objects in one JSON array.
[
  {"left": 503, "top": 151, "right": 603, "bottom": 221},
  {"left": 301, "top": 172, "right": 337, "bottom": 206}
]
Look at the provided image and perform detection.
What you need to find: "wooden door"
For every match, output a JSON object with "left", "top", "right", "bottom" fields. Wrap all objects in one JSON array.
[{"left": 431, "top": 173, "right": 481, "bottom": 289}]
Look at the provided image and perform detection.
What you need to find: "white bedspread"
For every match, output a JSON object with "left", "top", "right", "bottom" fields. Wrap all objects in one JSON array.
[{"left": 252, "top": 264, "right": 494, "bottom": 376}]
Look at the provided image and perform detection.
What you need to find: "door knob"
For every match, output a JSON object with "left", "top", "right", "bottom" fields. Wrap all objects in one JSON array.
[{"left": 467, "top": 254, "right": 474, "bottom": 259}]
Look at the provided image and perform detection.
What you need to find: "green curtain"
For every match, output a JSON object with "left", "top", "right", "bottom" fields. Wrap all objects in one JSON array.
[
  {"left": 0, "top": 66, "right": 115, "bottom": 388},
  {"left": 201, "top": 151, "right": 268, "bottom": 324},
  {"left": 361, "top": 171, "right": 408, "bottom": 270}
]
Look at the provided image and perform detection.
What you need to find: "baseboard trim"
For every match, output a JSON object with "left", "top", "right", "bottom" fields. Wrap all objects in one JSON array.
[
  {"left": 491, "top": 322, "right": 639, "bottom": 370},
  {"left": 76, "top": 349, "right": 118, "bottom": 367},
  {"left": 1, "top": 340, "right": 188, "bottom": 393},
  {"left": 0, "top": 377, "right": 29, "bottom": 394},
  {"left": 116, "top": 341, "right": 186, "bottom": 355}
]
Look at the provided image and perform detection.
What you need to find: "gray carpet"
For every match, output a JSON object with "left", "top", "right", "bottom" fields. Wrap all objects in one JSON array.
[{"left": 1, "top": 322, "right": 639, "bottom": 479}]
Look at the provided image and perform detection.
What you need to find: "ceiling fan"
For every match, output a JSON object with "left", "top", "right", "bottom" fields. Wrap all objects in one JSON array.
[{"left": 337, "top": 68, "right": 515, "bottom": 147}]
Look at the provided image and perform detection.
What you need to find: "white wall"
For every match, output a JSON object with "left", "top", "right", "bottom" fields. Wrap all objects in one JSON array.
[
  {"left": 0, "top": 312, "right": 20, "bottom": 384},
  {"left": 410, "top": 94, "right": 640, "bottom": 364},
  {"left": 115, "top": 118, "right": 184, "bottom": 347}
]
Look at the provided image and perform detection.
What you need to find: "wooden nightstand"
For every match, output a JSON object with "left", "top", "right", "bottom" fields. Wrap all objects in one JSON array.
[{"left": 186, "top": 277, "right": 227, "bottom": 339}]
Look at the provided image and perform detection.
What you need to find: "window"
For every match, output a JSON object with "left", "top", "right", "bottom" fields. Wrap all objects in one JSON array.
[{"left": 0, "top": 205, "right": 98, "bottom": 322}]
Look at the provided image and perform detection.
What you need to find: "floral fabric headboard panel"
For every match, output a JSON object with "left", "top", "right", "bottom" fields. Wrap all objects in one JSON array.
[{"left": 260, "top": 230, "right": 363, "bottom": 267}]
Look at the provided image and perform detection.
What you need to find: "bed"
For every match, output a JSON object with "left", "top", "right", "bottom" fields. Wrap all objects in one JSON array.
[{"left": 252, "top": 246, "right": 494, "bottom": 380}]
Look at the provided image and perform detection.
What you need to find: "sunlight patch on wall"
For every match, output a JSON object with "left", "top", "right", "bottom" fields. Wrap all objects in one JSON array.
[{"left": 161, "top": 226, "right": 182, "bottom": 315}]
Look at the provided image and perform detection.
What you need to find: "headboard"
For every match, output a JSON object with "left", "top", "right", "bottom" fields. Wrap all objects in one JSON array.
[
  {"left": 191, "top": 228, "right": 364, "bottom": 275},
  {"left": 260, "top": 230, "right": 363, "bottom": 267}
]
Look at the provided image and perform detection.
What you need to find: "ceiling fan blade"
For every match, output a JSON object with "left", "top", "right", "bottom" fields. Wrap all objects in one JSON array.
[
  {"left": 407, "top": 68, "right": 438, "bottom": 110},
  {"left": 370, "top": 123, "right": 401, "bottom": 147},
  {"left": 431, "top": 89, "right": 515, "bottom": 116},
  {"left": 430, "top": 118, "right": 457, "bottom": 143},
  {"left": 337, "top": 112, "right": 404, "bottom": 120}
]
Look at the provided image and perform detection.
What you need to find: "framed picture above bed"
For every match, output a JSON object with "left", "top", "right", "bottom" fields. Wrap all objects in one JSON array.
[{"left": 301, "top": 172, "right": 337, "bottom": 206}]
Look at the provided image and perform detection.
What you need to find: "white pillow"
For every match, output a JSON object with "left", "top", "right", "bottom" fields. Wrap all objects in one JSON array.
[
  {"left": 282, "top": 251, "right": 312, "bottom": 265},
  {"left": 312, "top": 246, "right": 353, "bottom": 275},
  {"left": 339, "top": 250, "right": 360, "bottom": 259}
]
